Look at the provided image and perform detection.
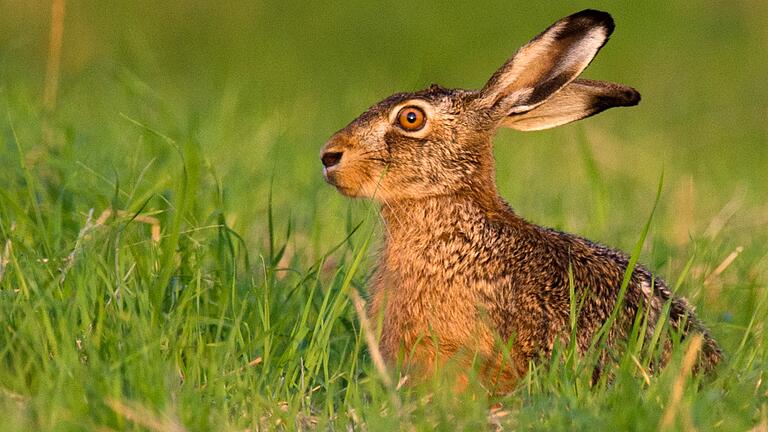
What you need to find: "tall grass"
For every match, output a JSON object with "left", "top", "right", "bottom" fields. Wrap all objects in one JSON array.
[{"left": 0, "top": 1, "right": 766, "bottom": 430}]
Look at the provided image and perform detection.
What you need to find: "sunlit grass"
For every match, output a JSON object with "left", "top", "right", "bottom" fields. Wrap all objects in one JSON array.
[{"left": 0, "top": 1, "right": 766, "bottom": 430}]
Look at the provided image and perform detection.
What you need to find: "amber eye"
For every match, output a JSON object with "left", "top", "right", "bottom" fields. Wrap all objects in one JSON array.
[{"left": 396, "top": 106, "right": 426, "bottom": 131}]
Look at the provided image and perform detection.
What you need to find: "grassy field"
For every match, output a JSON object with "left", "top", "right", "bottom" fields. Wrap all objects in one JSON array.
[{"left": 1, "top": 1, "right": 767, "bottom": 430}]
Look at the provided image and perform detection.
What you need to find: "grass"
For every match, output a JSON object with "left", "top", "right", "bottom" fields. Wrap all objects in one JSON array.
[{"left": 1, "top": 1, "right": 767, "bottom": 430}]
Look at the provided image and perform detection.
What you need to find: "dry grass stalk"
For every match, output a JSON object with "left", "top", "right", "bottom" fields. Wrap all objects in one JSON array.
[
  {"left": 349, "top": 288, "right": 392, "bottom": 388},
  {"left": 106, "top": 398, "right": 186, "bottom": 432},
  {"left": 704, "top": 246, "right": 744, "bottom": 286},
  {"left": 43, "top": 0, "right": 66, "bottom": 112},
  {"left": 96, "top": 208, "right": 162, "bottom": 243},
  {"left": 658, "top": 335, "right": 703, "bottom": 431}
]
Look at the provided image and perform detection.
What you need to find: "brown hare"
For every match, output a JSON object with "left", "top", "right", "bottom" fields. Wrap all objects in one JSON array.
[{"left": 320, "top": 9, "right": 721, "bottom": 392}]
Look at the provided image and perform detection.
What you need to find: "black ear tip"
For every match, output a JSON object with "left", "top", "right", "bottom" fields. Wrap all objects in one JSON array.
[
  {"left": 571, "top": 9, "right": 615, "bottom": 34},
  {"left": 594, "top": 86, "right": 641, "bottom": 109},
  {"left": 622, "top": 87, "right": 641, "bottom": 106}
]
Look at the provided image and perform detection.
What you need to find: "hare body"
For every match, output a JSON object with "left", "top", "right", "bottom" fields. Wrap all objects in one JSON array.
[
  {"left": 321, "top": 10, "right": 721, "bottom": 391},
  {"left": 371, "top": 193, "right": 720, "bottom": 391}
]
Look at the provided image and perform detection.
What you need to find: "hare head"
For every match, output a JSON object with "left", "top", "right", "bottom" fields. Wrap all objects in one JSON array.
[{"left": 320, "top": 10, "right": 640, "bottom": 202}]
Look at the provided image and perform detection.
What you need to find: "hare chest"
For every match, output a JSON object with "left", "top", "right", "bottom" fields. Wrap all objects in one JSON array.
[{"left": 368, "top": 240, "right": 500, "bottom": 374}]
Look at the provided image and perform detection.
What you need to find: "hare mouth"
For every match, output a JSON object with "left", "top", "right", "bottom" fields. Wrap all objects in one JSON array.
[
  {"left": 322, "top": 166, "right": 340, "bottom": 184},
  {"left": 329, "top": 182, "right": 358, "bottom": 197},
  {"left": 323, "top": 169, "right": 347, "bottom": 192},
  {"left": 323, "top": 170, "right": 363, "bottom": 197}
]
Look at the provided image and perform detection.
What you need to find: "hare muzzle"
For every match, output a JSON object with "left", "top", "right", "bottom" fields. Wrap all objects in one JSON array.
[
  {"left": 321, "top": 150, "right": 342, "bottom": 170},
  {"left": 319, "top": 136, "right": 343, "bottom": 178},
  {"left": 320, "top": 134, "right": 362, "bottom": 196}
]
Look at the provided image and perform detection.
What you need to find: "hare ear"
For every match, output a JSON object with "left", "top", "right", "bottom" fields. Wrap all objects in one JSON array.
[
  {"left": 475, "top": 10, "right": 615, "bottom": 118},
  {"left": 501, "top": 79, "right": 640, "bottom": 131}
]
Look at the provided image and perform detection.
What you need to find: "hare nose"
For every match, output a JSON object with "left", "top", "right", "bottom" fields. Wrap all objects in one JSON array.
[{"left": 321, "top": 151, "right": 343, "bottom": 168}]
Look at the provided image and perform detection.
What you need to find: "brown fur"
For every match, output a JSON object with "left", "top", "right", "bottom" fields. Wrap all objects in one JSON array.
[{"left": 320, "top": 10, "right": 721, "bottom": 393}]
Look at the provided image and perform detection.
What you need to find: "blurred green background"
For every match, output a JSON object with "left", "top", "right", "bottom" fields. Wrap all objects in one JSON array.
[
  {"left": 2, "top": 1, "right": 766, "bottom": 248},
  {"left": 1, "top": 1, "right": 767, "bottom": 429}
]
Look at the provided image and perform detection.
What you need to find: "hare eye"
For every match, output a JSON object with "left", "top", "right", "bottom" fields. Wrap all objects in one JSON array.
[{"left": 396, "top": 106, "right": 426, "bottom": 131}]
